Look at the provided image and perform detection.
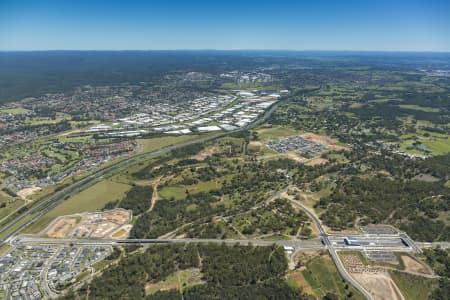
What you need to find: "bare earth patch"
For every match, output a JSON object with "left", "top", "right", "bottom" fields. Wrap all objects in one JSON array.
[
  {"left": 46, "top": 217, "right": 78, "bottom": 238},
  {"left": 249, "top": 141, "right": 263, "bottom": 147},
  {"left": 342, "top": 254, "right": 405, "bottom": 300},
  {"left": 352, "top": 272, "right": 404, "bottom": 300},
  {"left": 43, "top": 208, "right": 131, "bottom": 239},
  {"left": 302, "top": 133, "right": 351, "bottom": 151},
  {"left": 17, "top": 186, "right": 41, "bottom": 199},
  {"left": 286, "top": 152, "right": 307, "bottom": 162},
  {"left": 192, "top": 146, "right": 220, "bottom": 161},
  {"left": 111, "top": 225, "right": 132, "bottom": 239},
  {"left": 287, "top": 270, "right": 315, "bottom": 295},
  {"left": 57, "top": 129, "right": 83, "bottom": 137},
  {"left": 401, "top": 255, "right": 433, "bottom": 275},
  {"left": 304, "top": 157, "right": 329, "bottom": 166},
  {"left": 145, "top": 268, "right": 204, "bottom": 295}
]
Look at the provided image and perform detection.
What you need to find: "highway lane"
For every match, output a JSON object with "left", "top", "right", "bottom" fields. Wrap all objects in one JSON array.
[
  {"left": 417, "top": 241, "right": 450, "bottom": 250},
  {"left": 12, "top": 236, "right": 325, "bottom": 249},
  {"left": 0, "top": 133, "right": 224, "bottom": 243},
  {"left": 0, "top": 95, "right": 288, "bottom": 245},
  {"left": 0, "top": 93, "right": 411, "bottom": 300}
]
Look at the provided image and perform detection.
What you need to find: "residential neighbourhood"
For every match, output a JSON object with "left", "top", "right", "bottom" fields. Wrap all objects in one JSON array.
[{"left": 0, "top": 245, "right": 111, "bottom": 300}]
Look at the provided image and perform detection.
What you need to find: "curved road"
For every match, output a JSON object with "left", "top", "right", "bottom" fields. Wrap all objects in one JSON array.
[
  {"left": 286, "top": 196, "right": 374, "bottom": 300},
  {"left": 2, "top": 94, "right": 376, "bottom": 299}
]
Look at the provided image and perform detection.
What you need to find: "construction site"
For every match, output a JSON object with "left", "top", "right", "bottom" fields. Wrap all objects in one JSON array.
[
  {"left": 341, "top": 254, "right": 404, "bottom": 300},
  {"left": 43, "top": 208, "right": 132, "bottom": 239}
]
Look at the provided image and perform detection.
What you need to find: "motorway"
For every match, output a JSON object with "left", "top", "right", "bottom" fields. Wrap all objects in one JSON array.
[
  {"left": 0, "top": 93, "right": 431, "bottom": 300},
  {"left": 11, "top": 236, "right": 324, "bottom": 249},
  {"left": 0, "top": 133, "right": 225, "bottom": 244},
  {"left": 0, "top": 94, "right": 288, "bottom": 245},
  {"left": 11, "top": 234, "right": 418, "bottom": 252},
  {"left": 8, "top": 224, "right": 428, "bottom": 300}
]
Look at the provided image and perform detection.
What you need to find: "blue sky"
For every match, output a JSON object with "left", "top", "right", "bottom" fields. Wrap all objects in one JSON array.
[{"left": 0, "top": 0, "right": 449, "bottom": 51}]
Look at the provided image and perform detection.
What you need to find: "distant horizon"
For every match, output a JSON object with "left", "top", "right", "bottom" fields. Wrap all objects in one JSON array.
[
  {"left": 1, "top": 49, "right": 450, "bottom": 54},
  {"left": 1, "top": 0, "right": 449, "bottom": 52}
]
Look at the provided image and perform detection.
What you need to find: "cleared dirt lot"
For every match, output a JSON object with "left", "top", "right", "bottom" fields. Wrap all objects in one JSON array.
[
  {"left": 302, "top": 133, "right": 351, "bottom": 151},
  {"left": 401, "top": 255, "right": 433, "bottom": 275},
  {"left": 352, "top": 272, "right": 404, "bottom": 300},
  {"left": 17, "top": 186, "right": 41, "bottom": 199},
  {"left": 46, "top": 217, "right": 78, "bottom": 238},
  {"left": 304, "top": 157, "right": 329, "bottom": 166},
  {"left": 286, "top": 152, "right": 307, "bottom": 162},
  {"left": 342, "top": 254, "right": 405, "bottom": 300},
  {"left": 249, "top": 141, "right": 263, "bottom": 147},
  {"left": 43, "top": 208, "right": 131, "bottom": 239},
  {"left": 192, "top": 146, "right": 220, "bottom": 161}
]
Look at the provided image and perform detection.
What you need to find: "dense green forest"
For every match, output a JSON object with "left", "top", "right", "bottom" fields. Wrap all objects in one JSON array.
[
  {"left": 67, "top": 243, "right": 306, "bottom": 300},
  {"left": 423, "top": 248, "right": 450, "bottom": 299},
  {"left": 119, "top": 185, "right": 153, "bottom": 215},
  {"left": 317, "top": 176, "right": 449, "bottom": 241},
  {"left": 2, "top": 51, "right": 450, "bottom": 103}
]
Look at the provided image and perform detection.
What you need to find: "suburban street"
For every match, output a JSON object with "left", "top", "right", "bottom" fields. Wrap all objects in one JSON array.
[
  {"left": 0, "top": 96, "right": 287, "bottom": 246},
  {"left": 0, "top": 95, "right": 440, "bottom": 300}
]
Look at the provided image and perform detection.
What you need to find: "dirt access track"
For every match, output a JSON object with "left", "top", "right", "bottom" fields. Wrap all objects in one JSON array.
[
  {"left": 352, "top": 272, "right": 405, "bottom": 300},
  {"left": 43, "top": 208, "right": 132, "bottom": 239}
]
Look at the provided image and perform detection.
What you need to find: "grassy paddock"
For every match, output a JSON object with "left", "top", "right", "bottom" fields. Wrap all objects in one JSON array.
[
  {"left": 0, "top": 107, "right": 30, "bottom": 114},
  {"left": 389, "top": 270, "right": 436, "bottom": 300},
  {"left": 24, "top": 179, "right": 131, "bottom": 234},
  {"left": 159, "top": 186, "right": 186, "bottom": 200},
  {"left": 398, "top": 104, "right": 441, "bottom": 113},
  {"left": 0, "top": 244, "right": 10, "bottom": 256},
  {"left": 145, "top": 268, "right": 204, "bottom": 295},
  {"left": 256, "top": 125, "right": 299, "bottom": 141},
  {"left": 138, "top": 134, "right": 205, "bottom": 154},
  {"left": 307, "top": 254, "right": 365, "bottom": 300},
  {"left": 0, "top": 193, "right": 25, "bottom": 220}
]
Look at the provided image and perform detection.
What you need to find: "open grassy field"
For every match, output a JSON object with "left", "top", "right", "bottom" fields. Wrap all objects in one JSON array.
[
  {"left": 302, "top": 270, "right": 321, "bottom": 289},
  {"left": 159, "top": 179, "right": 222, "bottom": 201},
  {"left": 24, "top": 179, "right": 132, "bottom": 234},
  {"left": 389, "top": 270, "right": 436, "bottom": 300},
  {"left": 256, "top": 125, "right": 299, "bottom": 141},
  {"left": 0, "top": 192, "right": 25, "bottom": 220},
  {"left": 398, "top": 131, "right": 449, "bottom": 155},
  {"left": 25, "top": 116, "right": 70, "bottom": 125},
  {"left": 0, "top": 214, "right": 33, "bottom": 240},
  {"left": 159, "top": 186, "right": 187, "bottom": 200},
  {"left": 0, "top": 244, "right": 10, "bottom": 256},
  {"left": 286, "top": 270, "right": 316, "bottom": 296},
  {"left": 138, "top": 134, "right": 205, "bottom": 154},
  {"left": 0, "top": 107, "right": 30, "bottom": 114},
  {"left": 145, "top": 268, "right": 204, "bottom": 295},
  {"left": 0, "top": 198, "right": 25, "bottom": 221},
  {"left": 398, "top": 104, "right": 441, "bottom": 113},
  {"left": 306, "top": 254, "right": 365, "bottom": 300}
]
